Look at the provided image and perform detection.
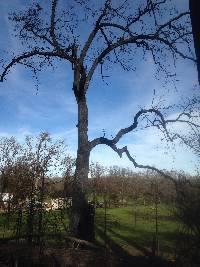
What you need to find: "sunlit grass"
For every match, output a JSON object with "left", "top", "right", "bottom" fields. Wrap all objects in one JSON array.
[
  {"left": 95, "top": 203, "right": 179, "bottom": 258},
  {"left": 0, "top": 203, "right": 179, "bottom": 258}
]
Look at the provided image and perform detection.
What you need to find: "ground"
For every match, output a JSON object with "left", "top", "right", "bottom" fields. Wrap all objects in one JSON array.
[{"left": 0, "top": 203, "right": 179, "bottom": 266}]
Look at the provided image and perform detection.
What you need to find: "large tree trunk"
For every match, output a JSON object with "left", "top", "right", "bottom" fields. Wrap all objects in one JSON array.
[
  {"left": 69, "top": 95, "right": 95, "bottom": 241},
  {"left": 189, "top": 0, "right": 200, "bottom": 84}
]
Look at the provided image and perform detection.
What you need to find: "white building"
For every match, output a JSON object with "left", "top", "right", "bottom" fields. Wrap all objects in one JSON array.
[{"left": 0, "top": 193, "right": 13, "bottom": 202}]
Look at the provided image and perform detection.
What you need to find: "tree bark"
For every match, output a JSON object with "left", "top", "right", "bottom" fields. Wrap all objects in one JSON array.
[
  {"left": 69, "top": 95, "right": 95, "bottom": 241},
  {"left": 189, "top": 0, "right": 200, "bottom": 84}
]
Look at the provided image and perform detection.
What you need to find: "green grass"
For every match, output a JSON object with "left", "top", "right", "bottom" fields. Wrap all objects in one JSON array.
[
  {"left": 0, "top": 203, "right": 179, "bottom": 258},
  {"left": 95, "top": 203, "right": 179, "bottom": 258},
  {"left": 0, "top": 209, "right": 69, "bottom": 239}
]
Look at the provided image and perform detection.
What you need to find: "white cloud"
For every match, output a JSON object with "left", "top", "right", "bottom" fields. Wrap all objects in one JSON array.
[{"left": 90, "top": 122, "right": 199, "bottom": 175}]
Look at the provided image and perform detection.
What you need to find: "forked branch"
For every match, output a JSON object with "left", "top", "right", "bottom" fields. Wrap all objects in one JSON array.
[
  {"left": 90, "top": 106, "right": 199, "bottom": 185},
  {"left": 90, "top": 108, "right": 199, "bottom": 150}
]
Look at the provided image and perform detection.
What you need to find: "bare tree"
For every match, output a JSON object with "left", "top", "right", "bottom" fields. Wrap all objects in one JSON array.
[
  {"left": 0, "top": 0, "right": 199, "bottom": 240},
  {"left": 23, "top": 132, "right": 65, "bottom": 244}
]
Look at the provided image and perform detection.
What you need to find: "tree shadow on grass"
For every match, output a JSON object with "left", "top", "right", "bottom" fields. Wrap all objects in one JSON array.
[
  {"left": 95, "top": 212, "right": 177, "bottom": 255},
  {"left": 110, "top": 223, "right": 177, "bottom": 253},
  {"left": 96, "top": 226, "right": 176, "bottom": 267}
]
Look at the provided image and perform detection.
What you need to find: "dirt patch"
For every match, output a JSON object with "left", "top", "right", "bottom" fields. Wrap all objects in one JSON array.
[{"left": 0, "top": 244, "right": 122, "bottom": 267}]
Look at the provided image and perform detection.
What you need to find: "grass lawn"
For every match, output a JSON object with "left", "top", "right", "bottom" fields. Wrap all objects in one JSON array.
[
  {"left": 0, "top": 203, "right": 179, "bottom": 259},
  {"left": 95, "top": 203, "right": 179, "bottom": 259}
]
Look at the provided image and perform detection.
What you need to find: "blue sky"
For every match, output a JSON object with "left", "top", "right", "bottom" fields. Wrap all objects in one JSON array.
[{"left": 0, "top": 0, "right": 199, "bottom": 174}]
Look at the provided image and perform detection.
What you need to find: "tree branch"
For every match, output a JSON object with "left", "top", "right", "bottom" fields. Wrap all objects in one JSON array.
[
  {"left": 91, "top": 136, "right": 178, "bottom": 187},
  {"left": 100, "top": 22, "right": 134, "bottom": 37},
  {"left": 123, "top": 146, "right": 178, "bottom": 188},
  {"left": 84, "top": 8, "right": 193, "bottom": 85},
  {"left": 0, "top": 49, "right": 73, "bottom": 82},
  {"left": 86, "top": 28, "right": 194, "bottom": 86},
  {"left": 90, "top": 108, "right": 198, "bottom": 150},
  {"left": 155, "top": 12, "right": 190, "bottom": 34},
  {"left": 89, "top": 105, "right": 199, "bottom": 188},
  {"left": 126, "top": 0, "right": 166, "bottom": 27},
  {"left": 79, "top": 1, "right": 110, "bottom": 64},
  {"left": 27, "top": 27, "right": 54, "bottom": 47},
  {"left": 50, "top": 0, "right": 60, "bottom": 48}
]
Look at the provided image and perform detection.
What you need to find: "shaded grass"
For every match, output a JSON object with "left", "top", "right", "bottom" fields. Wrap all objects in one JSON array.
[
  {"left": 0, "top": 209, "right": 69, "bottom": 240},
  {"left": 0, "top": 203, "right": 179, "bottom": 258}
]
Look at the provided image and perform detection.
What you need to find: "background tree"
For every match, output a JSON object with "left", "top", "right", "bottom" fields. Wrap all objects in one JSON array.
[
  {"left": 62, "top": 155, "right": 76, "bottom": 199},
  {"left": 0, "top": 137, "right": 21, "bottom": 194},
  {"left": 0, "top": 0, "right": 199, "bottom": 241},
  {"left": 90, "top": 162, "right": 105, "bottom": 206},
  {"left": 0, "top": 136, "right": 21, "bottom": 222}
]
